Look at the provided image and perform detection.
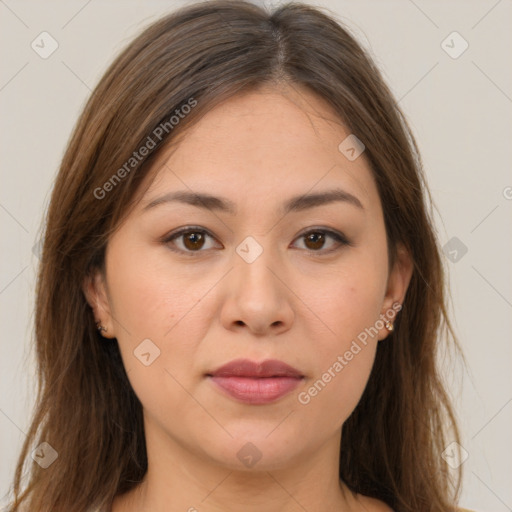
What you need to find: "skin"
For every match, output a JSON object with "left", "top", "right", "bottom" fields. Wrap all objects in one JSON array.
[{"left": 84, "top": 82, "right": 413, "bottom": 512}]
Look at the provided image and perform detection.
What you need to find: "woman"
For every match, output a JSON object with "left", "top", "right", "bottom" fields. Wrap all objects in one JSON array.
[{"left": 7, "top": 1, "right": 474, "bottom": 511}]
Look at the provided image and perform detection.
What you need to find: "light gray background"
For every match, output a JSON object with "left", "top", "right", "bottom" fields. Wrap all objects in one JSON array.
[{"left": 1, "top": 1, "right": 511, "bottom": 510}]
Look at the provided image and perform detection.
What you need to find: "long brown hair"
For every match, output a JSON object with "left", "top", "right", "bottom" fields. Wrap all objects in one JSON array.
[{"left": 7, "top": 1, "right": 466, "bottom": 510}]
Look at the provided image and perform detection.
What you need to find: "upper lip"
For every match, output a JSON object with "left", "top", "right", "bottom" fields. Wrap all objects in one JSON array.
[{"left": 208, "top": 358, "right": 303, "bottom": 378}]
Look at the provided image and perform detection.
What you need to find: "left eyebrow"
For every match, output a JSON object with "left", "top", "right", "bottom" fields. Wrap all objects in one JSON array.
[{"left": 142, "top": 187, "right": 364, "bottom": 215}]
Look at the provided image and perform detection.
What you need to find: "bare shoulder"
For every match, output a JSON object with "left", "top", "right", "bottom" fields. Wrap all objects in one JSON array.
[
  {"left": 354, "top": 494, "right": 394, "bottom": 511},
  {"left": 355, "top": 495, "right": 476, "bottom": 512}
]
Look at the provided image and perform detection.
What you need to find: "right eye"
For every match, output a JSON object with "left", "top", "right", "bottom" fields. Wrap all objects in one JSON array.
[{"left": 163, "top": 227, "right": 222, "bottom": 255}]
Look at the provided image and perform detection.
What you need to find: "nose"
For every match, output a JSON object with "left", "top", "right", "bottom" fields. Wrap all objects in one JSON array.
[{"left": 219, "top": 248, "right": 295, "bottom": 337}]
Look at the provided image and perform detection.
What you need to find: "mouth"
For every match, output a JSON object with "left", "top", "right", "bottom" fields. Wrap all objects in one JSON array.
[{"left": 206, "top": 358, "right": 304, "bottom": 405}]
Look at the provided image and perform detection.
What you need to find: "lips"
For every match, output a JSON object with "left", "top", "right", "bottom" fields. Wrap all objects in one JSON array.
[
  {"left": 209, "top": 358, "right": 303, "bottom": 378},
  {"left": 206, "top": 358, "right": 304, "bottom": 405}
]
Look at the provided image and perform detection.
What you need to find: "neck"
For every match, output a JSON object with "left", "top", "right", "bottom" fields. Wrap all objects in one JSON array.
[{"left": 111, "top": 417, "right": 356, "bottom": 512}]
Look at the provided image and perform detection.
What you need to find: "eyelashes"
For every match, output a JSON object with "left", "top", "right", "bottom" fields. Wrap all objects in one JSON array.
[{"left": 162, "top": 226, "right": 352, "bottom": 257}]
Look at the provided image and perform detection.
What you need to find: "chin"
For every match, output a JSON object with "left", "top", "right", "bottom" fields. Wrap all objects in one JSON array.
[{"left": 197, "top": 431, "right": 309, "bottom": 472}]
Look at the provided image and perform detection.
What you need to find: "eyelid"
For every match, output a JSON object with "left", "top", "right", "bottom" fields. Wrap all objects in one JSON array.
[{"left": 294, "top": 226, "right": 351, "bottom": 245}]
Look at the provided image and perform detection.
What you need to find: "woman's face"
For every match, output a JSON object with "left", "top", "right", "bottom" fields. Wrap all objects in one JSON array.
[{"left": 85, "top": 84, "right": 412, "bottom": 472}]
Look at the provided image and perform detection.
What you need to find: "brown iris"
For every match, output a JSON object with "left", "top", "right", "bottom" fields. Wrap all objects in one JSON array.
[
  {"left": 303, "top": 232, "right": 325, "bottom": 250},
  {"left": 183, "top": 231, "right": 205, "bottom": 250}
]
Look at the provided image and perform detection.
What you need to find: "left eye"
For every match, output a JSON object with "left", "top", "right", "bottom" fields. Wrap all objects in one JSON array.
[
  {"left": 163, "top": 227, "right": 350, "bottom": 255},
  {"left": 291, "top": 229, "right": 350, "bottom": 253}
]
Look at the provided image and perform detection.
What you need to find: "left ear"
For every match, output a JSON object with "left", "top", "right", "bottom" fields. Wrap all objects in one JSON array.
[
  {"left": 82, "top": 268, "right": 117, "bottom": 339},
  {"left": 378, "top": 242, "right": 413, "bottom": 340}
]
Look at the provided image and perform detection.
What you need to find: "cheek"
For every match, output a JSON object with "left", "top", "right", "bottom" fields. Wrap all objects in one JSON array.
[
  {"left": 105, "top": 240, "right": 221, "bottom": 382},
  {"left": 107, "top": 243, "right": 198, "bottom": 388},
  {"left": 297, "top": 350, "right": 375, "bottom": 436},
  {"left": 104, "top": 245, "right": 209, "bottom": 419},
  {"left": 106, "top": 240, "right": 195, "bottom": 336},
  {"left": 295, "top": 292, "right": 381, "bottom": 434},
  {"left": 294, "top": 254, "right": 387, "bottom": 425},
  {"left": 304, "top": 253, "right": 387, "bottom": 346}
]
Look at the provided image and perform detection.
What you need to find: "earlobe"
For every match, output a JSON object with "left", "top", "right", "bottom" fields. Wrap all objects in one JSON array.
[{"left": 82, "top": 270, "right": 115, "bottom": 338}]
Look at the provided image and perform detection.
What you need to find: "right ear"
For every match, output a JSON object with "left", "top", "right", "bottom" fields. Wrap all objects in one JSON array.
[{"left": 82, "top": 269, "right": 116, "bottom": 338}]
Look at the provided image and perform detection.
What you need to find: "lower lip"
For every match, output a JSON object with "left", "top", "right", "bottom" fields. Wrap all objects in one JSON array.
[{"left": 209, "top": 376, "right": 302, "bottom": 404}]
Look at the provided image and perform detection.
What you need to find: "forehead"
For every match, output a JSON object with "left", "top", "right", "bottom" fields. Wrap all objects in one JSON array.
[{"left": 139, "top": 84, "right": 379, "bottom": 213}]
